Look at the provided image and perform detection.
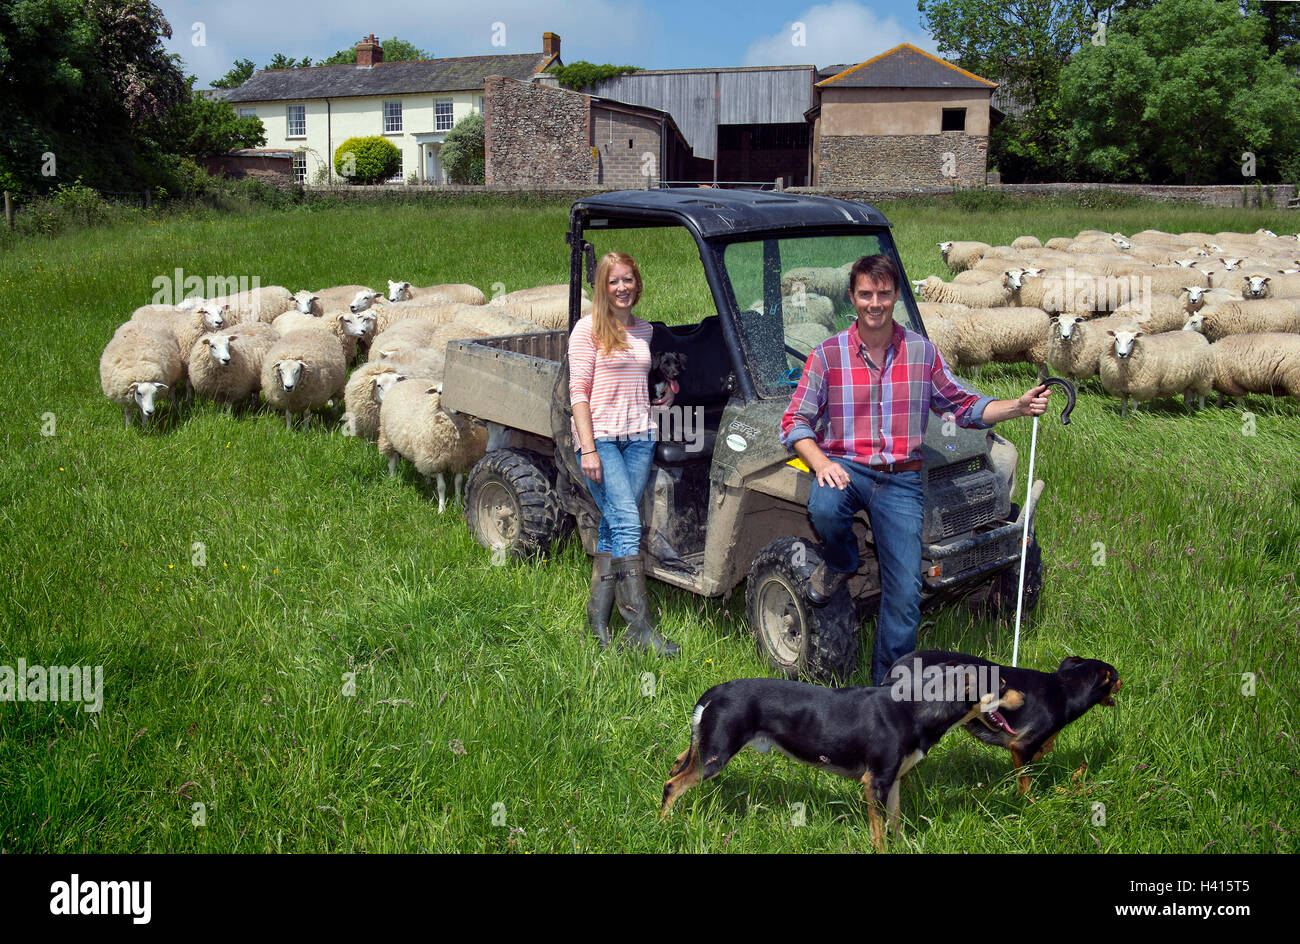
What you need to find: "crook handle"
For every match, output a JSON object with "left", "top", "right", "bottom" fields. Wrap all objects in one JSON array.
[{"left": 1038, "top": 376, "right": 1077, "bottom": 425}]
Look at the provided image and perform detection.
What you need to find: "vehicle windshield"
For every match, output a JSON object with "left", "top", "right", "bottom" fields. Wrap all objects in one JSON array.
[{"left": 722, "top": 232, "right": 919, "bottom": 398}]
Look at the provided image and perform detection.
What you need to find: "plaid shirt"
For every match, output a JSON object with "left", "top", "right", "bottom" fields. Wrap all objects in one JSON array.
[{"left": 780, "top": 319, "right": 993, "bottom": 466}]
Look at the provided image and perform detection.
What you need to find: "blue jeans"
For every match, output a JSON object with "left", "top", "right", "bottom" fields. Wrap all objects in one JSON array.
[
  {"left": 578, "top": 434, "right": 657, "bottom": 557},
  {"left": 807, "top": 458, "right": 925, "bottom": 686}
]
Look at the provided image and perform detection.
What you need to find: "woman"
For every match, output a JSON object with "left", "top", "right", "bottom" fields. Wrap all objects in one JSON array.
[{"left": 569, "top": 251, "right": 679, "bottom": 656}]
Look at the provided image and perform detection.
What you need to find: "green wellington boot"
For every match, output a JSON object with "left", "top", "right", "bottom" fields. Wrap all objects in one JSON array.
[
  {"left": 586, "top": 552, "right": 616, "bottom": 648},
  {"left": 612, "top": 554, "right": 680, "bottom": 657}
]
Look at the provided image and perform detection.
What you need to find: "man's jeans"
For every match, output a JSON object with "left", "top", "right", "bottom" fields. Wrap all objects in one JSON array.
[
  {"left": 807, "top": 457, "right": 925, "bottom": 686},
  {"left": 578, "top": 434, "right": 657, "bottom": 558}
]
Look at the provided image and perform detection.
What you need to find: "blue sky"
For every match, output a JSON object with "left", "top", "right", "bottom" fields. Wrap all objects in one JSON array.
[{"left": 158, "top": 0, "right": 940, "bottom": 86}]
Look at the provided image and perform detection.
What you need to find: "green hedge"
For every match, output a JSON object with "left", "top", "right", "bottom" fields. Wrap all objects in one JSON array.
[{"left": 333, "top": 137, "right": 401, "bottom": 185}]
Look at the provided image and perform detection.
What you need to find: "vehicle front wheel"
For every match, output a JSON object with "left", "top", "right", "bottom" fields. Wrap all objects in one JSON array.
[
  {"left": 978, "top": 524, "right": 1043, "bottom": 620},
  {"left": 464, "top": 449, "right": 568, "bottom": 559},
  {"left": 745, "top": 537, "right": 859, "bottom": 683}
]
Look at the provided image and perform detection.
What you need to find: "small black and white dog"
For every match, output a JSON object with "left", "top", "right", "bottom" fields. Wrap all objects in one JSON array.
[{"left": 649, "top": 351, "right": 688, "bottom": 403}]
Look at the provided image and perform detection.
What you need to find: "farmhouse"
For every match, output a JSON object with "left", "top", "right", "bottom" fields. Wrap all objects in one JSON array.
[{"left": 222, "top": 32, "right": 564, "bottom": 184}]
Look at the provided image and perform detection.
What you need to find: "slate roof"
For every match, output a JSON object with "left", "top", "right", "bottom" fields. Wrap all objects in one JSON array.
[
  {"left": 224, "top": 52, "right": 553, "bottom": 103},
  {"left": 817, "top": 44, "right": 995, "bottom": 90}
]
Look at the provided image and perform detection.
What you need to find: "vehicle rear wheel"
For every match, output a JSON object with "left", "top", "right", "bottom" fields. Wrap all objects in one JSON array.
[
  {"left": 745, "top": 537, "right": 859, "bottom": 683},
  {"left": 464, "top": 449, "right": 568, "bottom": 559}
]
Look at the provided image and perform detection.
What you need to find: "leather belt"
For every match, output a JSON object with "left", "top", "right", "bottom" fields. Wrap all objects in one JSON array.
[{"left": 871, "top": 459, "right": 922, "bottom": 473}]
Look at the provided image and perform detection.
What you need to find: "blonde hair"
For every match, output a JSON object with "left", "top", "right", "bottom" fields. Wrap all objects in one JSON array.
[{"left": 590, "top": 252, "right": 643, "bottom": 355}]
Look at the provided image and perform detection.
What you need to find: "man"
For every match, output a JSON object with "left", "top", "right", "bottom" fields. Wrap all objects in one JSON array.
[{"left": 780, "top": 254, "right": 1050, "bottom": 685}]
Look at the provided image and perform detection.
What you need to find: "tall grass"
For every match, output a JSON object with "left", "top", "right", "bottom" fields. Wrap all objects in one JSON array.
[{"left": 0, "top": 198, "right": 1295, "bottom": 853}]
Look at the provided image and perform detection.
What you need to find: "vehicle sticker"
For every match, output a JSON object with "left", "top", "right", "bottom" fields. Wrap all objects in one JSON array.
[{"left": 725, "top": 433, "right": 748, "bottom": 452}]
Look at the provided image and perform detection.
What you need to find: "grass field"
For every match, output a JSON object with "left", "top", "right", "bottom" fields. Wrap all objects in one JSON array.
[{"left": 1, "top": 196, "right": 1297, "bottom": 853}]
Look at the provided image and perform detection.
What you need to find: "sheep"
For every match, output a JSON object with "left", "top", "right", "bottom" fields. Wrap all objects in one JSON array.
[
  {"left": 369, "top": 318, "right": 453, "bottom": 363},
  {"left": 1181, "top": 286, "right": 1243, "bottom": 313},
  {"left": 386, "top": 281, "right": 488, "bottom": 305},
  {"left": 785, "top": 321, "right": 833, "bottom": 370},
  {"left": 781, "top": 264, "right": 852, "bottom": 304},
  {"left": 952, "top": 268, "right": 1003, "bottom": 285},
  {"left": 131, "top": 301, "right": 230, "bottom": 385},
  {"left": 1181, "top": 299, "right": 1300, "bottom": 341},
  {"left": 1044, "top": 237, "right": 1074, "bottom": 251},
  {"left": 188, "top": 326, "right": 276, "bottom": 409},
  {"left": 447, "top": 306, "right": 541, "bottom": 338},
  {"left": 1010, "top": 235, "right": 1042, "bottom": 250},
  {"left": 312, "top": 285, "right": 376, "bottom": 311},
  {"left": 341, "top": 363, "right": 405, "bottom": 441},
  {"left": 1099, "top": 329, "right": 1213, "bottom": 416},
  {"left": 1243, "top": 273, "right": 1300, "bottom": 299},
  {"left": 374, "top": 298, "right": 466, "bottom": 334},
  {"left": 1146, "top": 266, "right": 1211, "bottom": 294},
  {"left": 260, "top": 328, "right": 348, "bottom": 430},
  {"left": 1209, "top": 333, "right": 1300, "bottom": 402},
  {"left": 290, "top": 290, "right": 323, "bottom": 316},
  {"left": 917, "top": 273, "right": 1013, "bottom": 308},
  {"left": 1112, "top": 294, "right": 1191, "bottom": 333},
  {"left": 274, "top": 308, "right": 377, "bottom": 363},
  {"left": 750, "top": 294, "right": 837, "bottom": 332},
  {"left": 377, "top": 382, "right": 488, "bottom": 513},
  {"left": 947, "top": 306, "right": 1051, "bottom": 376},
  {"left": 209, "top": 285, "right": 294, "bottom": 324},
  {"left": 937, "top": 241, "right": 991, "bottom": 272},
  {"left": 99, "top": 322, "right": 183, "bottom": 428},
  {"left": 1046, "top": 313, "right": 1139, "bottom": 382},
  {"left": 918, "top": 311, "right": 961, "bottom": 368},
  {"left": 488, "top": 291, "right": 591, "bottom": 330},
  {"left": 376, "top": 345, "right": 449, "bottom": 381}
]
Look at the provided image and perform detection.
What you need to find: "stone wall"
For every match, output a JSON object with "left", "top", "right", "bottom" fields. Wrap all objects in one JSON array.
[
  {"left": 592, "top": 107, "right": 662, "bottom": 189},
  {"left": 484, "top": 74, "right": 595, "bottom": 187},
  {"left": 790, "top": 181, "right": 1299, "bottom": 209},
  {"left": 819, "top": 133, "right": 988, "bottom": 189}
]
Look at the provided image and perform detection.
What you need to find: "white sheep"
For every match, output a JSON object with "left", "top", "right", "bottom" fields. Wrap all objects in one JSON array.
[
  {"left": 918, "top": 311, "right": 961, "bottom": 369},
  {"left": 209, "top": 285, "right": 294, "bottom": 324},
  {"left": 272, "top": 309, "right": 376, "bottom": 363},
  {"left": 952, "top": 268, "right": 1003, "bottom": 285},
  {"left": 1112, "top": 295, "right": 1190, "bottom": 333},
  {"left": 312, "top": 285, "right": 375, "bottom": 311},
  {"left": 1046, "top": 313, "right": 1138, "bottom": 382},
  {"left": 1099, "top": 329, "right": 1213, "bottom": 416},
  {"left": 131, "top": 301, "right": 228, "bottom": 370},
  {"left": 368, "top": 318, "right": 451, "bottom": 363},
  {"left": 751, "top": 294, "right": 837, "bottom": 332},
  {"left": 1010, "top": 235, "right": 1042, "bottom": 250},
  {"left": 1044, "top": 237, "right": 1074, "bottom": 251},
  {"left": 1243, "top": 273, "right": 1300, "bottom": 299},
  {"left": 377, "top": 382, "right": 488, "bottom": 513},
  {"left": 1181, "top": 286, "right": 1244, "bottom": 313},
  {"left": 937, "top": 241, "right": 991, "bottom": 272},
  {"left": 260, "top": 328, "right": 348, "bottom": 430},
  {"left": 948, "top": 306, "right": 1051, "bottom": 376},
  {"left": 341, "top": 362, "right": 405, "bottom": 441},
  {"left": 489, "top": 290, "right": 591, "bottom": 330},
  {"left": 1146, "top": 266, "right": 1210, "bottom": 294},
  {"left": 375, "top": 298, "right": 467, "bottom": 334},
  {"left": 188, "top": 325, "right": 277, "bottom": 408},
  {"left": 1210, "top": 333, "right": 1300, "bottom": 402},
  {"left": 291, "top": 290, "right": 323, "bottom": 316},
  {"left": 387, "top": 280, "right": 488, "bottom": 305},
  {"left": 99, "top": 322, "right": 182, "bottom": 428},
  {"left": 447, "top": 306, "right": 541, "bottom": 338},
  {"left": 917, "top": 273, "right": 1013, "bottom": 308},
  {"left": 781, "top": 264, "right": 852, "bottom": 304},
  {"left": 1181, "top": 299, "right": 1300, "bottom": 341}
]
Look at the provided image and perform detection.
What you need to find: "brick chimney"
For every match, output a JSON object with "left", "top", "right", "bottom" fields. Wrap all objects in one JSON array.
[
  {"left": 356, "top": 34, "right": 383, "bottom": 67},
  {"left": 542, "top": 32, "right": 561, "bottom": 62}
]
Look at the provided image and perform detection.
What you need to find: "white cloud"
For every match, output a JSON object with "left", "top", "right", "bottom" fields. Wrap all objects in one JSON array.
[
  {"left": 742, "top": 1, "right": 938, "bottom": 69},
  {"left": 157, "top": 0, "right": 659, "bottom": 86}
]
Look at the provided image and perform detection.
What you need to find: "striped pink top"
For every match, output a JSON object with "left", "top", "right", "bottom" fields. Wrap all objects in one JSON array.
[{"left": 568, "top": 314, "right": 653, "bottom": 441}]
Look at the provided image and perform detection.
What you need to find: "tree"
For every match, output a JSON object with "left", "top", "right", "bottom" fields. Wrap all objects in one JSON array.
[
  {"left": 159, "top": 77, "right": 266, "bottom": 158},
  {"left": 211, "top": 57, "right": 255, "bottom": 89},
  {"left": 917, "top": 0, "right": 1098, "bottom": 180},
  {"left": 319, "top": 37, "right": 433, "bottom": 65},
  {"left": 547, "top": 61, "right": 640, "bottom": 90},
  {"left": 1060, "top": 0, "right": 1300, "bottom": 183},
  {"left": 439, "top": 113, "right": 485, "bottom": 184},
  {"left": 264, "top": 53, "right": 312, "bottom": 70},
  {"left": 0, "top": 0, "right": 186, "bottom": 192}
]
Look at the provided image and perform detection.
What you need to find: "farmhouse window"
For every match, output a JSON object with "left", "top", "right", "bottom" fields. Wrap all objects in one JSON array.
[
  {"left": 435, "top": 99, "right": 454, "bottom": 131},
  {"left": 941, "top": 108, "right": 966, "bottom": 132},
  {"left": 384, "top": 101, "right": 403, "bottom": 133},
  {"left": 293, "top": 153, "right": 307, "bottom": 185},
  {"left": 238, "top": 107, "right": 257, "bottom": 120},
  {"left": 389, "top": 152, "right": 404, "bottom": 184},
  {"left": 287, "top": 105, "right": 306, "bottom": 137}
]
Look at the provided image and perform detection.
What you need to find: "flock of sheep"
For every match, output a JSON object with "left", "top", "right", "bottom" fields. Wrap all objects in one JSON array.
[
  {"left": 781, "top": 229, "right": 1300, "bottom": 416},
  {"left": 99, "top": 279, "right": 589, "bottom": 510}
]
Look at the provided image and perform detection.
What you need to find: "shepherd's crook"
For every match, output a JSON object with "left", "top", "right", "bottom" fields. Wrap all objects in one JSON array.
[{"left": 1012, "top": 377, "right": 1076, "bottom": 667}]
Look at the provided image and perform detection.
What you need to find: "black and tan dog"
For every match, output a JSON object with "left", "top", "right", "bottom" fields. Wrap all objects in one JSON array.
[
  {"left": 889, "top": 650, "right": 1121, "bottom": 796},
  {"left": 660, "top": 669, "right": 1023, "bottom": 848},
  {"left": 649, "top": 350, "right": 687, "bottom": 403}
]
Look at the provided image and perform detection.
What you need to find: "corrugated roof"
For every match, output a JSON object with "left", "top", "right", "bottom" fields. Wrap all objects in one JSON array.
[
  {"left": 817, "top": 44, "right": 995, "bottom": 90},
  {"left": 224, "top": 52, "right": 550, "bottom": 102}
]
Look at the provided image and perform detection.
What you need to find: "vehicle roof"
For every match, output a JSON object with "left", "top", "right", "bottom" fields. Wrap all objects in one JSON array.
[{"left": 572, "top": 188, "right": 890, "bottom": 238}]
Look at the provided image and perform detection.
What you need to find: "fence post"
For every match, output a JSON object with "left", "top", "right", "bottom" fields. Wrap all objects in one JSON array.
[
  {"left": 143, "top": 190, "right": 151, "bottom": 210},
  {"left": 4, "top": 191, "right": 11, "bottom": 230}
]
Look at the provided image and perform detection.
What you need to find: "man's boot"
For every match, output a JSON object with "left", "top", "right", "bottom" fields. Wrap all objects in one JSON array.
[
  {"left": 612, "top": 554, "right": 680, "bottom": 657},
  {"left": 586, "top": 551, "right": 616, "bottom": 648},
  {"left": 805, "top": 561, "right": 848, "bottom": 606}
]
